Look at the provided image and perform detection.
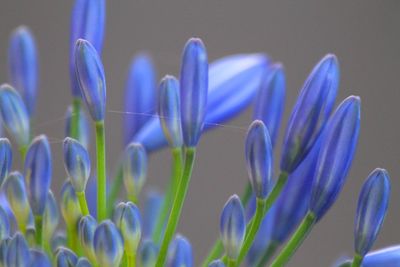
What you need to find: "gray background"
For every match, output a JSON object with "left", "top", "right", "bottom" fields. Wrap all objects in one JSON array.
[{"left": 0, "top": 1, "right": 399, "bottom": 266}]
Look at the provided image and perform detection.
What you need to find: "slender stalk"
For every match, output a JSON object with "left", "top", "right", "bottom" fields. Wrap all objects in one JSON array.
[
  {"left": 107, "top": 166, "right": 123, "bottom": 216},
  {"left": 270, "top": 212, "right": 316, "bottom": 267},
  {"left": 153, "top": 147, "right": 183, "bottom": 243},
  {"left": 67, "top": 224, "right": 78, "bottom": 252},
  {"left": 155, "top": 148, "right": 196, "bottom": 267},
  {"left": 227, "top": 258, "right": 236, "bottom": 267},
  {"left": 263, "top": 172, "right": 288, "bottom": 215},
  {"left": 19, "top": 145, "right": 28, "bottom": 164},
  {"left": 255, "top": 241, "right": 279, "bottom": 267},
  {"left": 127, "top": 253, "right": 136, "bottom": 267},
  {"left": 34, "top": 216, "right": 42, "bottom": 247},
  {"left": 71, "top": 97, "right": 81, "bottom": 139},
  {"left": 95, "top": 121, "right": 107, "bottom": 221},
  {"left": 351, "top": 254, "right": 363, "bottom": 267},
  {"left": 76, "top": 191, "right": 90, "bottom": 216},
  {"left": 235, "top": 198, "right": 266, "bottom": 266}
]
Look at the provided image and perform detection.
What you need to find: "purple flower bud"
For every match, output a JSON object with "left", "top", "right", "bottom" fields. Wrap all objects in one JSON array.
[
  {"left": 79, "top": 215, "right": 97, "bottom": 263},
  {"left": 29, "top": 249, "right": 51, "bottom": 267},
  {"left": 139, "top": 239, "right": 159, "bottom": 267},
  {"left": 93, "top": 220, "right": 124, "bottom": 267},
  {"left": 209, "top": 259, "right": 225, "bottom": 267},
  {"left": 60, "top": 180, "right": 82, "bottom": 227},
  {"left": 43, "top": 191, "right": 60, "bottom": 243},
  {"left": 0, "top": 138, "right": 12, "bottom": 187},
  {"left": 6, "top": 233, "right": 30, "bottom": 267},
  {"left": 167, "top": 235, "right": 194, "bottom": 267},
  {"left": 123, "top": 143, "right": 148, "bottom": 199},
  {"left": 55, "top": 247, "right": 78, "bottom": 267}
]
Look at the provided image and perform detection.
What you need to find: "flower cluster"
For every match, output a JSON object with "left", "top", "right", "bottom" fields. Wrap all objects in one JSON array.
[{"left": 0, "top": 1, "right": 396, "bottom": 267}]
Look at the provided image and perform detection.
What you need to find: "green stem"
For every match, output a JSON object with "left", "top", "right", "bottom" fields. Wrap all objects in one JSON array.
[
  {"left": 19, "top": 145, "right": 28, "bottom": 164},
  {"left": 235, "top": 198, "right": 266, "bottom": 266},
  {"left": 107, "top": 166, "right": 123, "bottom": 216},
  {"left": 34, "top": 216, "right": 42, "bottom": 247},
  {"left": 255, "top": 241, "right": 279, "bottom": 267},
  {"left": 153, "top": 147, "right": 183, "bottom": 243},
  {"left": 127, "top": 253, "right": 136, "bottom": 267},
  {"left": 95, "top": 121, "right": 107, "bottom": 221},
  {"left": 67, "top": 224, "right": 78, "bottom": 252},
  {"left": 227, "top": 258, "right": 236, "bottom": 267},
  {"left": 262, "top": 172, "right": 288, "bottom": 215},
  {"left": 351, "top": 254, "right": 363, "bottom": 267},
  {"left": 76, "top": 191, "right": 90, "bottom": 216},
  {"left": 155, "top": 148, "right": 196, "bottom": 267},
  {"left": 71, "top": 97, "right": 81, "bottom": 139},
  {"left": 270, "top": 212, "right": 316, "bottom": 267},
  {"left": 201, "top": 182, "right": 253, "bottom": 267}
]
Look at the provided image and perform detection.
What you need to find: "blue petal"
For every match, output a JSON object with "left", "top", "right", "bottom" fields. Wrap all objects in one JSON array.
[
  {"left": 0, "top": 138, "right": 12, "bottom": 187},
  {"left": 93, "top": 220, "right": 124, "bottom": 267},
  {"left": 29, "top": 249, "right": 51, "bottom": 267},
  {"left": 167, "top": 235, "right": 194, "bottom": 267}
]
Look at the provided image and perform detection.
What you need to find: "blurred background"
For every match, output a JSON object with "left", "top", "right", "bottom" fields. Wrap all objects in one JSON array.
[{"left": 0, "top": 0, "right": 399, "bottom": 266}]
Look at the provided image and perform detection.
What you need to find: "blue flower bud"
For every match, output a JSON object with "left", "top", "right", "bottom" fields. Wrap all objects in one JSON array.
[
  {"left": 253, "top": 63, "right": 285, "bottom": 146},
  {"left": 281, "top": 54, "right": 339, "bottom": 173},
  {"left": 354, "top": 168, "right": 390, "bottom": 257},
  {"left": 51, "top": 232, "right": 67, "bottom": 253},
  {"left": 0, "top": 207, "right": 10, "bottom": 241},
  {"left": 134, "top": 53, "right": 268, "bottom": 151},
  {"left": 0, "top": 237, "right": 11, "bottom": 267},
  {"left": 70, "top": 0, "right": 105, "bottom": 97},
  {"left": 139, "top": 240, "right": 158, "bottom": 267},
  {"left": 309, "top": 96, "right": 360, "bottom": 220},
  {"left": 158, "top": 75, "right": 183, "bottom": 148},
  {"left": 24, "top": 135, "right": 52, "bottom": 216},
  {"left": 142, "top": 191, "right": 163, "bottom": 238},
  {"left": 63, "top": 137, "right": 91, "bottom": 193},
  {"left": 60, "top": 180, "right": 82, "bottom": 227},
  {"left": 3, "top": 172, "right": 31, "bottom": 230},
  {"left": 361, "top": 245, "right": 400, "bottom": 267},
  {"left": 180, "top": 38, "right": 208, "bottom": 147},
  {"left": 78, "top": 215, "right": 97, "bottom": 263},
  {"left": 245, "top": 120, "right": 273, "bottom": 199},
  {"left": 76, "top": 258, "right": 92, "bottom": 267},
  {"left": 167, "top": 234, "right": 193, "bottom": 267},
  {"left": 65, "top": 106, "right": 90, "bottom": 149},
  {"left": 0, "top": 138, "right": 12, "bottom": 187},
  {"left": 113, "top": 202, "right": 141, "bottom": 254},
  {"left": 75, "top": 39, "right": 106, "bottom": 122},
  {"left": 123, "top": 143, "right": 147, "bottom": 199},
  {"left": 6, "top": 233, "right": 30, "bottom": 267},
  {"left": 93, "top": 220, "right": 124, "bottom": 267},
  {"left": 8, "top": 26, "right": 38, "bottom": 117},
  {"left": 0, "top": 84, "right": 30, "bottom": 146},
  {"left": 123, "top": 54, "right": 156, "bottom": 145},
  {"left": 55, "top": 247, "right": 78, "bottom": 267},
  {"left": 220, "top": 195, "right": 246, "bottom": 259},
  {"left": 209, "top": 259, "right": 225, "bottom": 267},
  {"left": 43, "top": 191, "right": 60, "bottom": 243},
  {"left": 29, "top": 249, "right": 51, "bottom": 267}
]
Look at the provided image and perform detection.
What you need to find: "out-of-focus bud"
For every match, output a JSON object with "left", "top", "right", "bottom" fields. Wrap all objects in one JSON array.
[
  {"left": 55, "top": 247, "right": 78, "bottom": 267},
  {"left": 75, "top": 39, "right": 106, "bottom": 122},
  {"left": 0, "top": 237, "right": 11, "bottom": 267},
  {"left": 6, "top": 233, "right": 30, "bottom": 267},
  {"left": 245, "top": 120, "right": 273, "bottom": 199},
  {"left": 76, "top": 257, "right": 92, "bottom": 267},
  {"left": 24, "top": 135, "right": 52, "bottom": 216},
  {"left": 354, "top": 168, "right": 390, "bottom": 257},
  {"left": 63, "top": 137, "right": 91, "bottom": 193},
  {"left": 60, "top": 180, "right": 82, "bottom": 228},
  {"left": 51, "top": 232, "right": 67, "bottom": 253},
  {"left": 0, "top": 84, "right": 30, "bottom": 147},
  {"left": 65, "top": 106, "right": 90, "bottom": 149},
  {"left": 220, "top": 195, "right": 246, "bottom": 260},
  {"left": 8, "top": 26, "right": 38, "bottom": 117},
  {"left": 0, "top": 206, "right": 10, "bottom": 241},
  {"left": 253, "top": 63, "right": 285, "bottom": 146},
  {"left": 180, "top": 38, "right": 208, "bottom": 148},
  {"left": 309, "top": 96, "right": 360, "bottom": 220},
  {"left": 142, "top": 191, "right": 163, "bottom": 238},
  {"left": 29, "top": 249, "right": 51, "bottom": 267},
  {"left": 138, "top": 240, "right": 159, "bottom": 267},
  {"left": 280, "top": 54, "right": 339, "bottom": 173},
  {"left": 43, "top": 191, "right": 59, "bottom": 244},
  {"left": 123, "top": 54, "right": 156, "bottom": 145},
  {"left": 0, "top": 138, "right": 12, "bottom": 187},
  {"left": 93, "top": 220, "right": 124, "bottom": 267},
  {"left": 78, "top": 215, "right": 97, "bottom": 263},
  {"left": 123, "top": 143, "right": 147, "bottom": 201},
  {"left": 208, "top": 259, "right": 225, "bottom": 267},
  {"left": 167, "top": 234, "right": 194, "bottom": 267}
]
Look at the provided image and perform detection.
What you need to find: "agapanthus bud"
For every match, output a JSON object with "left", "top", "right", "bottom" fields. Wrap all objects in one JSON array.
[
  {"left": 0, "top": 237, "right": 11, "bottom": 267},
  {"left": 0, "top": 138, "right": 12, "bottom": 187},
  {"left": 70, "top": 0, "right": 105, "bottom": 97},
  {"left": 94, "top": 220, "right": 124, "bottom": 267},
  {"left": 354, "top": 168, "right": 390, "bottom": 257},
  {"left": 180, "top": 38, "right": 208, "bottom": 147},
  {"left": 60, "top": 180, "right": 82, "bottom": 227},
  {"left": 55, "top": 247, "right": 78, "bottom": 267},
  {"left": 208, "top": 259, "right": 225, "bottom": 267},
  {"left": 360, "top": 245, "right": 400, "bottom": 267},
  {"left": 281, "top": 54, "right": 339, "bottom": 173},
  {"left": 0, "top": 84, "right": 30, "bottom": 146},
  {"left": 0, "top": 207, "right": 10, "bottom": 241},
  {"left": 65, "top": 106, "right": 90, "bottom": 149},
  {"left": 142, "top": 191, "right": 163, "bottom": 238},
  {"left": 8, "top": 26, "right": 38, "bottom": 117},
  {"left": 123, "top": 143, "right": 147, "bottom": 200},
  {"left": 139, "top": 240, "right": 158, "bottom": 267},
  {"left": 29, "top": 249, "right": 51, "bottom": 267},
  {"left": 167, "top": 235, "right": 193, "bottom": 267},
  {"left": 157, "top": 75, "right": 183, "bottom": 148},
  {"left": 6, "top": 233, "right": 30, "bottom": 267},
  {"left": 113, "top": 202, "right": 142, "bottom": 254},
  {"left": 63, "top": 137, "right": 91, "bottom": 193},
  {"left": 3, "top": 172, "right": 31, "bottom": 230},
  {"left": 24, "top": 135, "right": 52, "bottom": 216},
  {"left": 253, "top": 63, "right": 285, "bottom": 146},
  {"left": 51, "top": 232, "right": 67, "bottom": 253},
  {"left": 309, "top": 96, "right": 360, "bottom": 220},
  {"left": 245, "top": 120, "right": 273, "bottom": 199},
  {"left": 76, "top": 258, "right": 92, "bottom": 267},
  {"left": 123, "top": 54, "right": 156, "bottom": 145},
  {"left": 75, "top": 39, "right": 106, "bottom": 122},
  {"left": 43, "top": 191, "right": 60, "bottom": 243},
  {"left": 78, "top": 215, "right": 97, "bottom": 263},
  {"left": 220, "top": 195, "right": 246, "bottom": 260}
]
